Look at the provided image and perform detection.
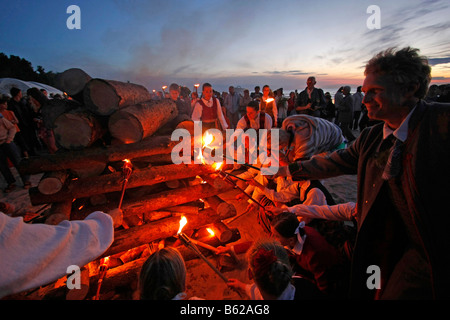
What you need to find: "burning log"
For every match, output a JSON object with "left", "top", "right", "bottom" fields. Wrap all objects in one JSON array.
[
  {"left": 100, "top": 206, "right": 236, "bottom": 257},
  {"left": 18, "top": 135, "right": 178, "bottom": 175},
  {"left": 53, "top": 109, "right": 106, "bottom": 149},
  {"left": 108, "top": 100, "right": 178, "bottom": 144},
  {"left": 83, "top": 79, "right": 152, "bottom": 116},
  {"left": 28, "top": 164, "right": 218, "bottom": 205}
]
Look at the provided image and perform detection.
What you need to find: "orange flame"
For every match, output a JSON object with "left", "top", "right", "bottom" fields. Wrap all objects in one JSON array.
[
  {"left": 212, "top": 162, "right": 223, "bottom": 171},
  {"left": 177, "top": 216, "right": 187, "bottom": 234},
  {"left": 265, "top": 98, "right": 274, "bottom": 103},
  {"left": 194, "top": 84, "right": 200, "bottom": 88}
]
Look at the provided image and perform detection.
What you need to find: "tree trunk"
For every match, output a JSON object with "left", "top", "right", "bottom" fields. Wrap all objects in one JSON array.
[
  {"left": 71, "top": 177, "right": 233, "bottom": 220},
  {"left": 108, "top": 100, "right": 178, "bottom": 144},
  {"left": 28, "top": 163, "right": 217, "bottom": 205},
  {"left": 83, "top": 79, "right": 152, "bottom": 116},
  {"left": 53, "top": 109, "right": 106, "bottom": 150},
  {"left": 55, "top": 68, "right": 92, "bottom": 96},
  {"left": 18, "top": 135, "right": 179, "bottom": 175},
  {"left": 37, "top": 170, "right": 69, "bottom": 195}
]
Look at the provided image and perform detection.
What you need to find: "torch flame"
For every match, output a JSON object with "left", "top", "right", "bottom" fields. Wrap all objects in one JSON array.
[
  {"left": 194, "top": 83, "right": 200, "bottom": 88},
  {"left": 265, "top": 98, "right": 275, "bottom": 103},
  {"left": 177, "top": 216, "right": 187, "bottom": 234},
  {"left": 206, "top": 228, "right": 215, "bottom": 237},
  {"left": 123, "top": 159, "right": 131, "bottom": 164},
  {"left": 213, "top": 162, "right": 223, "bottom": 171},
  {"left": 203, "top": 132, "right": 214, "bottom": 148}
]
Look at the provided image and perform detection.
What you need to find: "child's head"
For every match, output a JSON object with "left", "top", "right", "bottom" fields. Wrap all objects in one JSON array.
[
  {"left": 138, "top": 247, "right": 186, "bottom": 300},
  {"left": 0, "top": 97, "right": 8, "bottom": 110},
  {"left": 270, "top": 212, "right": 305, "bottom": 249},
  {"left": 247, "top": 239, "right": 293, "bottom": 299}
]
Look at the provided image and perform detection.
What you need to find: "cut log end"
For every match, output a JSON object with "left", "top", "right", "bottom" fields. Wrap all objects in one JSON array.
[{"left": 86, "top": 80, "right": 120, "bottom": 115}]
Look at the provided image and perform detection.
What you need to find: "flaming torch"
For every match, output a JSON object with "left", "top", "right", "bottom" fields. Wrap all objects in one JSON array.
[
  {"left": 177, "top": 216, "right": 228, "bottom": 283},
  {"left": 194, "top": 83, "right": 200, "bottom": 93},
  {"left": 118, "top": 159, "right": 133, "bottom": 210},
  {"left": 93, "top": 256, "right": 110, "bottom": 300}
]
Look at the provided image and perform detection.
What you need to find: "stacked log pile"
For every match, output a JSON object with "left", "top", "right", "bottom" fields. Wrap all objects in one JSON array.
[{"left": 10, "top": 69, "right": 243, "bottom": 300}]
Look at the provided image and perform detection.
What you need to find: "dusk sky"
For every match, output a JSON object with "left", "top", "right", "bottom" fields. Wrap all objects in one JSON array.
[{"left": 1, "top": 0, "right": 450, "bottom": 94}]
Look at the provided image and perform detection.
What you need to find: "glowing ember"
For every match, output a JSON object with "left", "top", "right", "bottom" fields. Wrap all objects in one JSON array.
[
  {"left": 206, "top": 228, "right": 215, "bottom": 237},
  {"left": 177, "top": 216, "right": 187, "bottom": 234}
]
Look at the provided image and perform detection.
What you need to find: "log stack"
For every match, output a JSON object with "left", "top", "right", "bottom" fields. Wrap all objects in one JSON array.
[{"left": 12, "top": 69, "right": 242, "bottom": 300}]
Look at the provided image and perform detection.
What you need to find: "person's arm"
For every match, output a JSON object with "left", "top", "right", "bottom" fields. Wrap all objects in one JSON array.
[
  {"left": 2, "top": 118, "right": 17, "bottom": 143},
  {"left": 287, "top": 202, "right": 356, "bottom": 221},
  {"left": 0, "top": 210, "right": 118, "bottom": 298}
]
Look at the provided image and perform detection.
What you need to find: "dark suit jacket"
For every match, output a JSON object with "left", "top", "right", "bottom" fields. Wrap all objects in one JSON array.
[
  {"left": 288, "top": 100, "right": 450, "bottom": 299},
  {"left": 296, "top": 88, "right": 326, "bottom": 116}
]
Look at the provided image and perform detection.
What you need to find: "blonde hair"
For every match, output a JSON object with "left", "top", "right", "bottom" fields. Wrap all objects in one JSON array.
[
  {"left": 247, "top": 239, "right": 293, "bottom": 297},
  {"left": 138, "top": 247, "right": 186, "bottom": 300}
]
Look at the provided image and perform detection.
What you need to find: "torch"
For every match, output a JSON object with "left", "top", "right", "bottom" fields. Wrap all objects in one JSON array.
[
  {"left": 194, "top": 83, "right": 200, "bottom": 93},
  {"left": 177, "top": 216, "right": 229, "bottom": 283},
  {"left": 93, "top": 256, "right": 110, "bottom": 300},
  {"left": 162, "top": 85, "right": 167, "bottom": 98},
  {"left": 118, "top": 159, "right": 133, "bottom": 210}
]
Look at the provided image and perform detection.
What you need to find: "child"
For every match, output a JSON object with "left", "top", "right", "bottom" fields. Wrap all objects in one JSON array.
[
  {"left": 270, "top": 212, "right": 347, "bottom": 297},
  {"left": 138, "top": 247, "right": 201, "bottom": 300},
  {"left": 227, "top": 239, "right": 299, "bottom": 300}
]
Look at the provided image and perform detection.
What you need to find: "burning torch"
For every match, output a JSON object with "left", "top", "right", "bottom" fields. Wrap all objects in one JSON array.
[
  {"left": 93, "top": 256, "right": 110, "bottom": 300},
  {"left": 194, "top": 83, "right": 200, "bottom": 93},
  {"left": 177, "top": 216, "right": 228, "bottom": 283},
  {"left": 118, "top": 159, "right": 133, "bottom": 210}
]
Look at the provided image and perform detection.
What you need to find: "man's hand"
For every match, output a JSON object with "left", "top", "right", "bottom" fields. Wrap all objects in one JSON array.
[{"left": 108, "top": 208, "right": 123, "bottom": 229}]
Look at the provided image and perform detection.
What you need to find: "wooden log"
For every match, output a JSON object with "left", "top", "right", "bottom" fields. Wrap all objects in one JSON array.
[
  {"left": 40, "top": 98, "right": 83, "bottom": 128},
  {"left": 37, "top": 170, "right": 69, "bottom": 195},
  {"left": 100, "top": 207, "right": 236, "bottom": 258},
  {"left": 18, "top": 135, "right": 179, "bottom": 175},
  {"left": 44, "top": 200, "right": 72, "bottom": 225},
  {"left": 108, "top": 100, "right": 178, "bottom": 144},
  {"left": 53, "top": 110, "right": 106, "bottom": 150},
  {"left": 71, "top": 178, "right": 234, "bottom": 221},
  {"left": 209, "top": 221, "right": 234, "bottom": 243},
  {"left": 55, "top": 68, "right": 92, "bottom": 97},
  {"left": 28, "top": 164, "right": 217, "bottom": 205},
  {"left": 83, "top": 79, "right": 152, "bottom": 116},
  {"left": 204, "top": 195, "right": 236, "bottom": 220}
]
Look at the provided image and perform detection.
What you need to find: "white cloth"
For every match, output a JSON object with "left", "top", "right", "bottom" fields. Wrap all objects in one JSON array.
[
  {"left": 291, "top": 221, "right": 307, "bottom": 255},
  {"left": 0, "top": 211, "right": 114, "bottom": 298}
]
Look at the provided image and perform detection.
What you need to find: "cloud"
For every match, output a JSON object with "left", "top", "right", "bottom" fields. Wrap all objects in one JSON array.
[{"left": 428, "top": 58, "right": 450, "bottom": 66}]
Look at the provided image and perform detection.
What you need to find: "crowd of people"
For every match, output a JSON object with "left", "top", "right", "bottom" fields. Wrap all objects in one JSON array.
[{"left": 1, "top": 46, "right": 450, "bottom": 301}]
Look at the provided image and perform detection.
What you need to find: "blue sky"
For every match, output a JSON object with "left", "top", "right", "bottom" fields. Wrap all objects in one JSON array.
[{"left": 1, "top": 0, "right": 449, "bottom": 93}]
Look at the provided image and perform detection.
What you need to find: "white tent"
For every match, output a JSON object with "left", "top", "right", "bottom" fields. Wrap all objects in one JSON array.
[{"left": 0, "top": 78, "right": 64, "bottom": 97}]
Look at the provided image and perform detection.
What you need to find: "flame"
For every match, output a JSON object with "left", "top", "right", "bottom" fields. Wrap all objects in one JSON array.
[
  {"left": 102, "top": 256, "right": 110, "bottom": 265},
  {"left": 213, "top": 162, "right": 223, "bottom": 171},
  {"left": 203, "top": 132, "right": 214, "bottom": 148},
  {"left": 123, "top": 159, "right": 131, "bottom": 164},
  {"left": 206, "top": 228, "right": 215, "bottom": 237},
  {"left": 194, "top": 84, "right": 200, "bottom": 88},
  {"left": 162, "top": 85, "right": 167, "bottom": 90},
  {"left": 177, "top": 216, "right": 187, "bottom": 234},
  {"left": 265, "top": 98, "right": 274, "bottom": 103}
]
